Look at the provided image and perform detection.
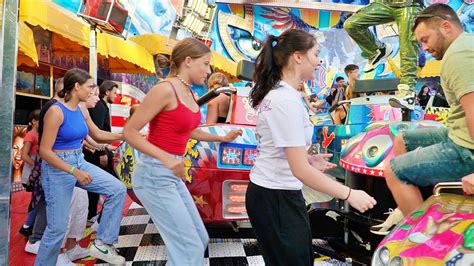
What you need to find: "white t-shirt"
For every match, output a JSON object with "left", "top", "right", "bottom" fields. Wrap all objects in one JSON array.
[{"left": 250, "top": 81, "right": 313, "bottom": 190}]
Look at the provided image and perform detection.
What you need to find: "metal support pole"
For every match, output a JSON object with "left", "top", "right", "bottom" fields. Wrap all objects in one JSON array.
[
  {"left": 0, "top": 0, "right": 19, "bottom": 264},
  {"left": 89, "top": 25, "right": 97, "bottom": 83}
]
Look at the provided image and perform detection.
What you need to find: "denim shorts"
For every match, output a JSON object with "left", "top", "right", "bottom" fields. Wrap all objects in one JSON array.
[{"left": 391, "top": 128, "right": 474, "bottom": 186}]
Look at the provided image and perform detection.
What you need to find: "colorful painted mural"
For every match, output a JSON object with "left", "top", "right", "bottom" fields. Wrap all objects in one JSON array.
[
  {"left": 374, "top": 195, "right": 474, "bottom": 265},
  {"left": 210, "top": 1, "right": 473, "bottom": 99},
  {"left": 11, "top": 126, "right": 27, "bottom": 184},
  {"left": 52, "top": 0, "right": 180, "bottom": 37},
  {"left": 210, "top": 4, "right": 380, "bottom": 98},
  {"left": 110, "top": 73, "right": 158, "bottom": 94},
  {"left": 50, "top": 0, "right": 473, "bottom": 105}
]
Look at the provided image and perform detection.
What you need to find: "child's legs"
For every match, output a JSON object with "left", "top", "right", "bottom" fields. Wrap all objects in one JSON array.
[
  {"left": 65, "top": 187, "right": 89, "bottom": 244},
  {"left": 77, "top": 156, "right": 126, "bottom": 245}
]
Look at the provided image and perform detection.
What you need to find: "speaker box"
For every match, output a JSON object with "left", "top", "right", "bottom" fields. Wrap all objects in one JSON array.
[
  {"left": 84, "top": 0, "right": 128, "bottom": 33},
  {"left": 236, "top": 60, "right": 254, "bottom": 81}
]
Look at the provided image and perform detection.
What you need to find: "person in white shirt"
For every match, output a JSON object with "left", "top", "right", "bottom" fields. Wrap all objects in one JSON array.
[{"left": 246, "top": 28, "right": 377, "bottom": 265}]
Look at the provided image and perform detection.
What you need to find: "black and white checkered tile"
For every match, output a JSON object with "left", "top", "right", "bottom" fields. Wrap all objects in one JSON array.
[{"left": 97, "top": 203, "right": 349, "bottom": 266}]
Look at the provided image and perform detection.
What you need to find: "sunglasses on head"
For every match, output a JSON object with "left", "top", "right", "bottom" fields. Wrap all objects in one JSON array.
[{"left": 415, "top": 13, "right": 450, "bottom": 21}]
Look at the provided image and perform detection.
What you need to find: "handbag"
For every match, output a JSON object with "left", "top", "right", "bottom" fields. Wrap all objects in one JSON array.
[
  {"left": 27, "top": 157, "right": 44, "bottom": 211},
  {"left": 25, "top": 157, "right": 40, "bottom": 192}
]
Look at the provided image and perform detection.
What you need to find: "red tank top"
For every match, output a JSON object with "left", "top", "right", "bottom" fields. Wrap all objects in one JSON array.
[{"left": 148, "top": 81, "right": 201, "bottom": 155}]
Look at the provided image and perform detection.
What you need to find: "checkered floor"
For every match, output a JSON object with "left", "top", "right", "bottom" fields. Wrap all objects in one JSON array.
[{"left": 96, "top": 202, "right": 350, "bottom": 266}]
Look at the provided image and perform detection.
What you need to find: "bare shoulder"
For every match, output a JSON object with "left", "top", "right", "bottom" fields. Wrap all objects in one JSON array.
[
  {"left": 44, "top": 105, "right": 64, "bottom": 125},
  {"left": 148, "top": 81, "right": 175, "bottom": 98},
  {"left": 79, "top": 104, "right": 91, "bottom": 119},
  {"left": 215, "top": 93, "right": 230, "bottom": 104}
]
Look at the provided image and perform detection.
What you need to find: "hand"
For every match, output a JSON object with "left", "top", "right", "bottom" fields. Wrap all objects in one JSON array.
[
  {"left": 99, "top": 154, "right": 108, "bottom": 168},
  {"left": 83, "top": 141, "right": 96, "bottom": 153},
  {"left": 106, "top": 144, "right": 117, "bottom": 152},
  {"left": 346, "top": 189, "right": 377, "bottom": 213},
  {"left": 221, "top": 129, "right": 243, "bottom": 142},
  {"left": 163, "top": 156, "right": 184, "bottom": 178},
  {"left": 73, "top": 168, "right": 93, "bottom": 186},
  {"left": 84, "top": 146, "right": 96, "bottom": 153},
  {"left": 308, "top": 153, "right": 336, "bottom": 172},
  {"left": 462, "top": 174, "right": 474, "bottom": 195}
]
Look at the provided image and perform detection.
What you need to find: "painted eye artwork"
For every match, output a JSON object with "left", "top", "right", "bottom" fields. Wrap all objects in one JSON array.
[
  {"left": 218, "top": 10, "right": 262, "bottom": 62},
  {"left": 229, "top": 27, "right": 262, "bottom": 60}
]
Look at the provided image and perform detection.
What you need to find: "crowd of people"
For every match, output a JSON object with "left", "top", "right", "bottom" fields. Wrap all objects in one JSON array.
[{"left": 12, "top": 3, "right": 473, "bottom": 266}]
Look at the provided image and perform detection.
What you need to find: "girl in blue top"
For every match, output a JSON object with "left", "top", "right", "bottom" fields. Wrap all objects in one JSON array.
[{"left": 36, "top": 69, "right": 126, "bottom": 266}]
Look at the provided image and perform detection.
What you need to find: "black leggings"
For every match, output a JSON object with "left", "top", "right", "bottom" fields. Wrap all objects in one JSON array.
[{"left": 246, "top": 181, "right": 313, "bottom": 266}]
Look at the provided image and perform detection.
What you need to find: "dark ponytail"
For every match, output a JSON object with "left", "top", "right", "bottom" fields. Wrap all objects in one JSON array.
[
  {"left": 249, "top": 29, "right": 316, "bottom": 109},
  {"left": 26, "top": 109, "right": 40, "bottom": 131},
  {"left": 249, "top": 35, "right": 280, "bottom": 109},
  {"left": 59, "top": 68, "right": 92, "bottom": 102}
]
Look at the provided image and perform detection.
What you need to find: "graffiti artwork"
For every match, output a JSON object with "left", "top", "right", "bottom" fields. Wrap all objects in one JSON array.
[{"left": 374, "top": 196, "right": 474, "bottom": 265}]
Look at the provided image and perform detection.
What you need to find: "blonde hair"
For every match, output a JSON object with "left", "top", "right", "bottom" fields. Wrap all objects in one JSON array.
[
  {"left": 207, "top": 72, "right": 229, "bottom": 90},
  {"left": 154, "top": 54, "right": 170, "bottom": 69},
  {"left": 168, "top": 38, "right": 211, "bottom": 77}
]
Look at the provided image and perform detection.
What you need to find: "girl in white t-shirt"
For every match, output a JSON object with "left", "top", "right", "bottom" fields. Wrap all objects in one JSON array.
[{"left": 246, "top": 29, "right": 377, "bottom": 265}]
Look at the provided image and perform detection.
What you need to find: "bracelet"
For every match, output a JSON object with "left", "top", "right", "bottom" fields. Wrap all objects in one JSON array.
[
  {"left": 69, "top": 166, "right": 76, "bottom": 175},
  {"left": 98, "top": 144, "right": 107, "bottom": 151},
  {"left": 343, "top": 187, "right": 352, "bottom": 201}
]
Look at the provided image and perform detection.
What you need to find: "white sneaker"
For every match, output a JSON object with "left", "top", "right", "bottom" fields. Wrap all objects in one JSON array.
[
  {"left": 56, "top": 253, "right": 75, "bottom": 266},
  {"left": 89, "top": 242, "right": 125, "bottom": 265},
  {"left": 389, "top": 88, "right": 416, "bottom": 110},
  {"left": 370, "top": 208, "right": 404, "bottom": 235},
  {"left": 364, "top": 44, "right": 393, "bottom": 73},
  {"left": 66, "top": 245, "right": 90, "bottom": 261},
  {"left": 24, "top": 240, "right": 40, "bottom": 254}
]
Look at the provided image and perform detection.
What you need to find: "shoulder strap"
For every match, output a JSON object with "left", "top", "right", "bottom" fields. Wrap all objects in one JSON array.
[{"left": 160, "top": 80, "right": 179, "bottom": 101}]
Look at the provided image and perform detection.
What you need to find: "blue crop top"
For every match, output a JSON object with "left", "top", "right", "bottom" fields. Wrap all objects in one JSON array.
[{"left": 52, "top": 101, "right": 88, "bottom": 150}]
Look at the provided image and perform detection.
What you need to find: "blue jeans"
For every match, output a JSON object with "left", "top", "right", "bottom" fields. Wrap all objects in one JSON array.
[
  {"left": 133, "top": 154, "right": 209, "bottom": 266},
  {"left": 25, "top": 207, "right": 38, "bottom": 227},
  {"left": 391, "top": 128, "right": 474, "bottom": 186},
  {"left": 35, "top": 149, "right": 126, "bottom": 266}
]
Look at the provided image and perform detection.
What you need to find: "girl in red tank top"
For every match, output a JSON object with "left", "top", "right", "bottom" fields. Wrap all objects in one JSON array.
[
  {"left": 123, "top": 38, "right": 242, "bottom": 264},
  {"left": 147, "top": 80, "right": 201, "bottom": 155}
]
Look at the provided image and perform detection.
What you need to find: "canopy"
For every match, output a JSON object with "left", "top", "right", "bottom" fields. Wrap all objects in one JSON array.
[
  {"left": 130, "top": 33, "right": 239, "bottom": 80},
  {"left": 418, "top": 60, "right": 441, "bottom": 78},
  {"left": 17, "top": 20, "right": 39, "bottom": 67},
  {"left": 130, "top": 34, "right": 176, "bottom": 56},
  {"left": 19, "top": 0, "right": 155, "bottom": 74}
]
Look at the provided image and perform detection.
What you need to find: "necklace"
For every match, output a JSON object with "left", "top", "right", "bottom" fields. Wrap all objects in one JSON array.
[{"left": 176, "top": 75, "right": 192, "bottom": 89}]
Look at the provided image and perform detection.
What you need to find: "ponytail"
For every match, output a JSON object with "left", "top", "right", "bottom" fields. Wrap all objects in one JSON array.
[
  {"left": 249, "top": 29, "right": 316, "bottom": 109},
  {"left": 249, "top": 35, "right": 282, "bottom": 109},
  {"left": 26, "top": 109, "right": 40, "bottom": 131}
]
